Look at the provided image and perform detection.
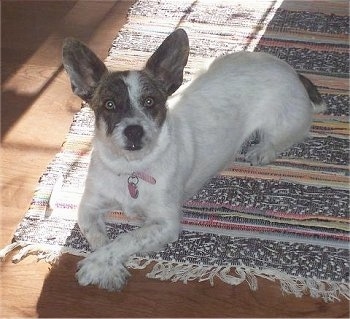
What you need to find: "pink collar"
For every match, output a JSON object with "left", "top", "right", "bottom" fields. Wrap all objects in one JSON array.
[{"left": 127, "top": 172, "right": 156, "bottom": 199}]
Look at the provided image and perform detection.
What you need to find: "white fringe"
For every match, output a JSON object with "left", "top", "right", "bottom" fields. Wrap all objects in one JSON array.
[
  {"left": 0, "top": 242, "right": 62, "bottom": 264},
  {"left": 1, "top": 243, "right": 349, "bottom": 302},
  {"left": 128, "top": 257, "right": 350, "bottom": 303},
  {"left": 0, "top": 242, "right": 22, "bottom": 260}
]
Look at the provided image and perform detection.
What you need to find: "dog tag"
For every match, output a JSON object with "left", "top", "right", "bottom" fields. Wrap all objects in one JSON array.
[
  {"left": 128, "top": 182, "right": 139, "bottom": 199},
  {"left": 127, "top": 172, "right": 156, "bottom": 199}
]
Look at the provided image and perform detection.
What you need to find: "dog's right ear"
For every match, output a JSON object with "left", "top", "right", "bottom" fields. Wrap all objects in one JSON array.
[{"left": 62, "top": 38, "right": 107, "bottom": 101}]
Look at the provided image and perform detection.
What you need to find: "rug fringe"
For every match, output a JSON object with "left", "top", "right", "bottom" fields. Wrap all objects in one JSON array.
[
  {"left": 128, "top": 257, "right": 350, "bottom": 303},
  {"left": 0, "top": 242, "right": 62, "bottom": 264},
  {"left": 1, "top": 244, "right": 348, "bottom": 302},
  {"left": 0, "top": 242, "right": 22, "bottom": 260}
]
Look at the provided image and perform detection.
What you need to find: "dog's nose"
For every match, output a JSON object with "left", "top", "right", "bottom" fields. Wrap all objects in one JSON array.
[
  {"left": 124, "top": 125, "right": 144, "bottom": 140},
  {"left": 124, "top": 125, "right": 144, "bottom": 150}
]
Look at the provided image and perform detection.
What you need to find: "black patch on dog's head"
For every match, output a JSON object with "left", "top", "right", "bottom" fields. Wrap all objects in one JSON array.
[
  {"left": 90, "top": 71, "right": 131, "bottom": 135},
  {"left": 137, "top": 71, "right": 168, "bottom": 127}
]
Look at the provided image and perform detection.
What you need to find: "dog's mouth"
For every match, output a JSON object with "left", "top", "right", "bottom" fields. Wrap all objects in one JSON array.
[{"left": 125, "top": 143, "right": 142, "bottom": 151}]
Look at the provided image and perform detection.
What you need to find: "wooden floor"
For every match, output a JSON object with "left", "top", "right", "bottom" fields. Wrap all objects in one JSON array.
[{"left": 1, "top": 1, "right": 348, "bottom": 317}]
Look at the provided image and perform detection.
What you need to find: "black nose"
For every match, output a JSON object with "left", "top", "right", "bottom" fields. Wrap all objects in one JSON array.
[
  {"left": 124, "top": 125, "right": 144, "bottom": 150},
  {"left": 124, "top": 125, "right": 144, "bottom": 140}
]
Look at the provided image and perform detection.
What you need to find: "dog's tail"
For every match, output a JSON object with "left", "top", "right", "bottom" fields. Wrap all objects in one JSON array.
[{"left": 298, "top": 74, "right": 327, "bottom": 113}]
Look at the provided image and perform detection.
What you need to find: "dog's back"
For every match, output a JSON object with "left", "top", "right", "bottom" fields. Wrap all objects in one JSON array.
[{"left": 168, "top": 52, "right": 324, "bottom": 199}]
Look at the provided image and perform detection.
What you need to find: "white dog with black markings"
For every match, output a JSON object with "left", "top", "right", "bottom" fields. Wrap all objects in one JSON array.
[{"left": 62, "top": 29, "right": 325, "bottom": 291}]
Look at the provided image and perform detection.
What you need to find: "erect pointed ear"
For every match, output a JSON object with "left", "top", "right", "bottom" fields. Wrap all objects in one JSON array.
[
  {"left": 145, "top": 29, "right": 189, "bottom": 95},
  {"left": 62, "top": 38, "right": 108, "bottom": 101}
]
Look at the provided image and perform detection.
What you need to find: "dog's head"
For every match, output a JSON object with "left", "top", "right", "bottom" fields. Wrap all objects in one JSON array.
[{"left": 62, "top": 29, "right": 189, "bottom": 160}]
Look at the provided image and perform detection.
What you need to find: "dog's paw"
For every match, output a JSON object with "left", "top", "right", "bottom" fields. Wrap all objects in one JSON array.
[
  {"left": 76, "top": 253, "right": 130, "bottom": 291},
  {"left": 246, "top": 144, "right": 276, "bottom": 166}
]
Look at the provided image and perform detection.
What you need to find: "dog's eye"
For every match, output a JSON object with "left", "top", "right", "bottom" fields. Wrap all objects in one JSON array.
[
  {"left": 105, "top": 100, "right": 116, "bottom": 110},
  {"left": 144, "top": 97, "right": 154, "bottom": 108}
]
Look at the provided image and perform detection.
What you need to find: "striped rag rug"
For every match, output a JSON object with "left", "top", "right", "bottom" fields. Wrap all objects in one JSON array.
[{"left": 1, "top": 0, "right": 349, "bottom": 301}]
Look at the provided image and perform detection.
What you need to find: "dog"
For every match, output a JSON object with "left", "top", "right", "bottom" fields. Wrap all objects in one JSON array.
[{"left": 62, "top": 28, "right": 326, "bottom": 291}]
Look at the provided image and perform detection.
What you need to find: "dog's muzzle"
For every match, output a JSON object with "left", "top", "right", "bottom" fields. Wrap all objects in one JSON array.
[{"left": 124, "top": 125, "right": 144, "bottom": 151}]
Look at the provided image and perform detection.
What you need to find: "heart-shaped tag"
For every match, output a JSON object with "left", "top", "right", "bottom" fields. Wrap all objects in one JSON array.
[{"left": 128, "top": 182, "right": 139, "bottom": 199}]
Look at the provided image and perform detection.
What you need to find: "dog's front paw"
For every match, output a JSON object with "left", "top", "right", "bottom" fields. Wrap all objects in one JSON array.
[{"left": 76, "top": 252, "right": 130, "bottom": 291}]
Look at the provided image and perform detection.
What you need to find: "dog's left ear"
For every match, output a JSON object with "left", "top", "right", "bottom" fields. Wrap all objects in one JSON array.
[{"left": 145, "top": 29, "right": 189, "bottom": 95}]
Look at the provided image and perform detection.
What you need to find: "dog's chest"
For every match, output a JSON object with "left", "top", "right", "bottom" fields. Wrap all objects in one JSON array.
[{"left": 106, "top": 171, "right": 159, "bottom": 218}]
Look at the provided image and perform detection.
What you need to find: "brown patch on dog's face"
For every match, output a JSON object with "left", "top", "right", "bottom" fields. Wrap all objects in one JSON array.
[
  {"left": 90, "top": 71, "right": 131, "bottom": 135},
  {"left": 137, "top": 71, "right": 168, "bottom": 127}
]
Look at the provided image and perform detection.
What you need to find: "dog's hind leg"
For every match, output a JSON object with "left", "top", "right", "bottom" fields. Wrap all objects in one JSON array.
[
  {"left": 245, "top": 135, "right": 278, "bottom": 166},
  {"left": 245, "top": 125, "right": 309, "bottom": 166}
]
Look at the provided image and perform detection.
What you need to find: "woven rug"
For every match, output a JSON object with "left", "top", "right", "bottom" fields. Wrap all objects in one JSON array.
[{"left": 1, "top": 0, "right": 349, "bottom": 301}]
